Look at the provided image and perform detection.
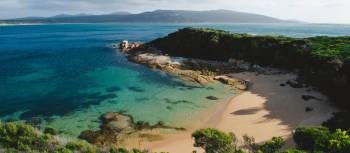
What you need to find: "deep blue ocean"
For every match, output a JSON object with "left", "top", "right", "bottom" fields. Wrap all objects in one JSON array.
[{"left": 0, "top": 23, "right": 350, "bottom": 136}]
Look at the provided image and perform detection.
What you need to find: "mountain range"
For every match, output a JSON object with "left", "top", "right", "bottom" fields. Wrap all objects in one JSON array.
[{"left": 0, "top": 10, "right": 296, "bottom": 24}]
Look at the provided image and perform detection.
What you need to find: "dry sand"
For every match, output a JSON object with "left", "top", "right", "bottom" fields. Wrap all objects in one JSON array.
[{"left": 135, "top": 71, "right": 337, "bottom": 153}]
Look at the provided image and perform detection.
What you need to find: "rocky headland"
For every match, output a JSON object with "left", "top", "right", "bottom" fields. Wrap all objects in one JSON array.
[{"left": 118, "top": 40, "right": 253, "bottom": 91}]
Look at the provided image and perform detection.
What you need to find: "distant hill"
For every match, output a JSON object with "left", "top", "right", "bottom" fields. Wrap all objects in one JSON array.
[{"left": 1, "top": 10, "right": 294, "bottom": 23}]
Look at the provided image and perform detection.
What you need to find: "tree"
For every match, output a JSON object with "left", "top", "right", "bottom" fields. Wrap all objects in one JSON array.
[
  {"left": 243, "top": 135, "right": 285, "bottom": 153},
  {"left": 192, "top": 128, "right": 239, "bottom": 153},
  {"left": 293, "top": 127, "right": 350, "bottom": 153},
  {"left": 327, "top": 129, "right": 350, "bottom": 153},
  {"left": 293, "top": 127, "right": 330, "bottom": 151}
]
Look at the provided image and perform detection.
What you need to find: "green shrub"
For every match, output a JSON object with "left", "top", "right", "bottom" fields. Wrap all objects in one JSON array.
[
  {"left": 243, "top": 135, "right": 284, "bottom": 153},
  {"left": 110, "top": 148, "right": 129, "bottom": 153},
  {"left": 54, "top": 147, "right": 74, "bottom": 153},
  {"left": 5, "top": 148, "right": 19, "bottom": 153},
  {"left": 65, "top": 141, "right": 86, "bottom": 151},
  {"left": 44, "top": 127, "right": 59, "bottom": 135},
  {"left": 109, "top": 148, "right": 151, "bottom": 153},
  {"left": 327, "top": 129, "right": 350, "bottom": 153},
  {"left": 283, "top": 149, "right": 308, "bottom": 153},
  {"left": 0, "top": 122, "right": 53, "bottom": 152},
  {"left": 293, "top": 127, "right": 350, "bottom": 153},
  {"left": 192, "top": 128, "right": 238, "bottom": 153},
  {"left": 293, "top": 127, "right": 330, "bottom": 151},
  {"left": 258, "top": 137, "right": 285, "bottom": 153}
]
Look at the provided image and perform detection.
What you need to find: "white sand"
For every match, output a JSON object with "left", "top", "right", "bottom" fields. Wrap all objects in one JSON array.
[{"left": 140, "top": 71, "right": 337, "bottom": 153}]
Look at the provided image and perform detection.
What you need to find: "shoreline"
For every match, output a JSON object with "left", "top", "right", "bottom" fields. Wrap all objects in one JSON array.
[
  {"left": 116, "top": 42, "right": 338, "bottom": 152},
  {"left": 146, "top": 71, "right": 337, "bottom": 153}
]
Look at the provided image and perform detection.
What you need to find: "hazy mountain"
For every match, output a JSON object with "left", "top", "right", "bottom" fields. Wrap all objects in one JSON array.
[
  {"left": 52, "top": 13, "right": 92, "bottom": 18},
  {"left": 108, "top": 11, "right": 132, "bottom": 15},
  {"left": 1, "top": 10, "right": 294, "bottom": 23}
]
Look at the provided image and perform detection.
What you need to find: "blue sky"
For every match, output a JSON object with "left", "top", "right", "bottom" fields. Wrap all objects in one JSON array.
[{"left": 1, "top": 0, "right": 349, "bottom": 23}]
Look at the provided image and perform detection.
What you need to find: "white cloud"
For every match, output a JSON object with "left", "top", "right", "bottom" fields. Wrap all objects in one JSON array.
[{"left": 0, "top": 0, "right": 349, "bottom": 23}]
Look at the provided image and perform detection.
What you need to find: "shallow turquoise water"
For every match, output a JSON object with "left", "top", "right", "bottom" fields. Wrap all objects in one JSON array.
[{"left": 0, "top": 23, "right": 349, "bottom": 137}]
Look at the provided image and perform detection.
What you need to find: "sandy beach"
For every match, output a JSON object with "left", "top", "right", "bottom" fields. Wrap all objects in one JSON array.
[{"left": 142, "top": 71, "right": 338, "bottom": 153}]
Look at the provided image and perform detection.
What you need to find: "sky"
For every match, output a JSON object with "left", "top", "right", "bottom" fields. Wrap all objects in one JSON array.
[{"left": 0, "top": 0, "right": 349, "bottom": 24}]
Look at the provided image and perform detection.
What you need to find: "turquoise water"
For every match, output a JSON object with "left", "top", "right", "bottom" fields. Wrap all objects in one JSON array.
[{"left": 1, "top": 23, "right": 349, "bottom": 137}]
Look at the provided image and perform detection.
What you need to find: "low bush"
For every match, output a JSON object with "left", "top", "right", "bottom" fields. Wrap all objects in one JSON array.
[
  {"left": 282, "top": 149, "right": 307, "bottom": 153},
  {"left": 293, "top": 127, "right": 350, "bottom": 153},
  {"left": 293, "top": 126, "right": 330, "bottom": 151},
  {"left": 192, "top": 128, "right": 239, "bottom": 153},
  {"left": 243, "top": 135, "right": 285, "bottom": 153},
  {"left": 44, "top": 127, "right": 59, "bottom": 136},
  {"left": 0, "top": 122, "right": 54, "bottom": 152},
  {"left": 2, "top": 122, "right": 349, "bottom": 153},
  {"left": 0, "top": 122, "right": 152, "bottom": 153}
]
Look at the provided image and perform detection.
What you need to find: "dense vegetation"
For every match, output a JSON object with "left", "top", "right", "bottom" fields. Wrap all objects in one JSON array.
[
  {"left": 0, "top": 122, "right": 152, "bottom": 153},
  {"left": 147, "top": 28, "right": 350, "bottom": 109},
  {"left": 2, "top": 122, "right": 349, "bottom": 153},
  {"left": 293, "top": 127, "right": 350, "bottom": 153},
  {"left": 192, "top": 127, "right": 350, "bottom": 153}
]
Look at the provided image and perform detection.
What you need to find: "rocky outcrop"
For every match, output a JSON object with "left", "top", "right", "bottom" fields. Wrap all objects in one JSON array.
[
  {"left": 119, "top": 40, "right": 129, "bottom": 51},
  {"left": 117, "top": 40, "right": 257, "bottom": 90},
  {"left": 119, "top": 40, "right": 142, "bottom": 53},
  {"left": 129, "top": 53, "right": 212, "bottom": 84},
  {"left": 214, "top": 75, "right": 249, "bottom": 90},
  {"left": 100, "top": 112, "right": 133, "bottom": 131},
  {"left": 79, "top": 112, "right": 185, "bottom": 146}
]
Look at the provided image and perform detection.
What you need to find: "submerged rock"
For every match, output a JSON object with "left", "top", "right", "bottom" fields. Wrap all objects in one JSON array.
[
  {"left": 100, "top": 112, "right": 133, "bottom": 131},
  {"left": 164, "top": 99, "right": 193, "bottom": 105},
  {"left": 206, "top": 96, "right": 219, "bottom": 100},
  {"left": 128, "top": 86, "right": 145, "bottom": 92},
  {"left": 106, "top": 86, "right": 122, "bottom": 92}
]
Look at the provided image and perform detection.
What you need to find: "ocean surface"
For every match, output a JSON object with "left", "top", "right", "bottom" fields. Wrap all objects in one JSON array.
[{"left": 1, "top": 23, "right": 350, "bottom": 137}]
